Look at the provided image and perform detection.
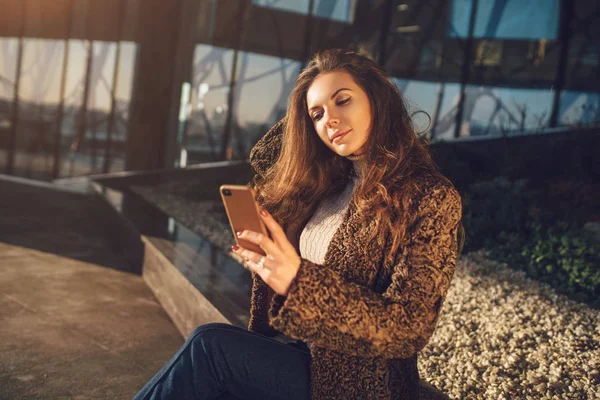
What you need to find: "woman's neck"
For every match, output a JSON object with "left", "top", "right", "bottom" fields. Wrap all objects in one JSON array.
[{"left": 345, "top": 152, "right": 367, "bottom": 178}]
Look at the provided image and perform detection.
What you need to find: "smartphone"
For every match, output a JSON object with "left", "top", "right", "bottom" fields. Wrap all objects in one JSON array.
[{"left": 220, "top": 184, "right": 268, "bottom": 256}]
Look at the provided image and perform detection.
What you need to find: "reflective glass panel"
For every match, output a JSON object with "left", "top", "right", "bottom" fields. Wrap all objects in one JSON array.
[
  {"left": 58, "top": 40, "right": 136, "bottom": 177},
  {"left": 15, "top": 39, "right": 64, "bottom": 180},
  {"left": 426, "top": 84, "right": 461, "bottom": 140},
  {"left": 233, "top": 51, "right": 301, "bottom": 158},
  {"left": 252, "top": 0, "right": 355, "bottom": 23},
  {"left": 109, "top": 41, "right": 137, "bottom": 173},
  {"left": 313, "top": 0, "right": 355, "bottom": 23},
  {"left": 459, "top": 85, "right": 554, "bottom": 137},
  {"left": 85, "top": 41, "right": 117, "bottom": 175},
  {"left": 394, "top": 78, "right": 443, "bottom": 136},
  {"left": 59, "top": 40, "right": 86, "bottom": 178},
  {"left": 559, "top": 91, "right": 600, "bottom": 128},
  {"left": 252, "top": 0, "right": 310, "bottom": 16},
  {"left": 450, "top": 0, "right": 559, "bottom": 40},
  {"left": 0, "top": 38, "right": 18, "bottom": 172},
  {"left": 186, "top": 45, "right": 235, "bottom": 163}
]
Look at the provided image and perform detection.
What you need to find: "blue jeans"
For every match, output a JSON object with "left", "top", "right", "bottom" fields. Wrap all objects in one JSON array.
[{"left": 132, "top": 323, "right": 311, "bottom": 400}]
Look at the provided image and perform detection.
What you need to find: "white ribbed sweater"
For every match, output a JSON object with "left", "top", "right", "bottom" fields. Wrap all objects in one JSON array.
[
  {"left": 299, "top": 154, "right": 366, "bottom": 264},
  {"left": 299, "top": 178, "right": 356, "bottom": 264}
]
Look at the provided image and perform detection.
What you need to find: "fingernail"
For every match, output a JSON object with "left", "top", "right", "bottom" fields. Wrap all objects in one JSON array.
[
  {"left": 236, "top": 231, "right": 242, "bottom": 236},
  {"left": 260, "top": 209, "right": 267, "bottom": 216},
  {"left": 231, "top": 245, "right": 239, "bottom": 251}
]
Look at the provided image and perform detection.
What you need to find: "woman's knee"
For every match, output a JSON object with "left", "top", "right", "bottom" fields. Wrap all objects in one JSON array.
[
  {"left": 186, "top": 323, "right": 247, "bottom": 365},
  {"left": 190, "top": 322, "right": 233, "bottom": 337},
  {"left": 183, "top": 323, "right": 232, "bottom": 362},
  {"left": 188, "top": 323, "right": 244, "bottom": 349}
]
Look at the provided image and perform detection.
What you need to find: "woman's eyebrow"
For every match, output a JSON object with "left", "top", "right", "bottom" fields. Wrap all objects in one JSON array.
[{"left": 308, "top": 88, "right": 352, "bottom": 112}]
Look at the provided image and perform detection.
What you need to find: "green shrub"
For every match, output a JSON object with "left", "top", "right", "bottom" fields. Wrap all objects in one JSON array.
[
  {"left": 489, "top": 221, "right": 600, "bottom": 306},
  {"left": 462, "top": 177, "right": 600, "bottom": 308}
]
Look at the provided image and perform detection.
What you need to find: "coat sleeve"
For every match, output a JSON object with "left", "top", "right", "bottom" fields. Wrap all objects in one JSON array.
[
  {"left": 267, "top": 183, "right": 462, "bottom": 359},
  {"left": 246, "top": 118, "right": 285, "bottom": 336},
  {"left": 248, "top": 272, "right": 281, "bottom": 336}
]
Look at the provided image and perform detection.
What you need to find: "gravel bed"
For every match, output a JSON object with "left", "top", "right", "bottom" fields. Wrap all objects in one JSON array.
[
  {"left": 130, "top": 187, "right": 599, "bottom": 399},
  {"left": 420, "top": 250, "right": 599, "bottom": 400},
  {"left": 130, "top": 185, "right": 234, "bottom": 251}
]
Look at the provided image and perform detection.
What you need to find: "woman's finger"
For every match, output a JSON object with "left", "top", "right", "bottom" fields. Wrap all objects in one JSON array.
[
  {"left": 236, "top": 230, "right": 283, "bottom": 260},
  {"left": 258, "top": 209, "right": 297, "bottom": 254},
  {"left": 235, "top": 246, "right": 263, "bottom": 265},
  {"left": 232, "top": 245, "right": 274, "bottom": 281}
]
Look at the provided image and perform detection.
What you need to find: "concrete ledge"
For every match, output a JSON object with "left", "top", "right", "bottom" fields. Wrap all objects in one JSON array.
[
  {"left": 0, "top": 172, "right": 93, "bottom": 195},
  {"left": 88, "top": 164, "right": 252, "bottom": 339},
  {"left": 141, "top": 236, "right": 230, "bottom": 338}
]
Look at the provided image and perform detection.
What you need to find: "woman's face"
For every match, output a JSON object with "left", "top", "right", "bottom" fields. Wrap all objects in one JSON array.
[{"left": 306, "top": 70, "right": 372, "bottom": 157}]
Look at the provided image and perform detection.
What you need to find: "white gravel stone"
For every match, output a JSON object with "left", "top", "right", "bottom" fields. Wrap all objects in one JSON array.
[{"left": 418, "top": 250, "right": 600, "bottom": 400}]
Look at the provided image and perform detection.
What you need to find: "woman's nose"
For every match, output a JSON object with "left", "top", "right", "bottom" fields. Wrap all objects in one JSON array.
[{"left": 325, "top": 114, "right": 339, "bottom": 128}]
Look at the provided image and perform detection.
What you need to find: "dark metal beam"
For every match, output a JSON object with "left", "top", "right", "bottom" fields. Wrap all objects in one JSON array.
[
  {"left": 300, "top": 0, "right": 315, "bottom": 69},
  {"left": 549, "top": 0, "right": 575, "bottom": 128},
  {"left": 125, "top": 0, "right": 186, "bottom": 171},
  {"left": 6, "top": 0, "right": 26, "bottom": 175},
  {"left": 52, "top": 0, "right": 75, "bottom": 179},
  {"left": 453, "top": 0, "right": 479, "bottom": 139},
  {"left": 377, "top": 0, "right": 394, "bottom": 66},
  {"left": 220, "top": 1, "right": 251, "bottom": 161},
  {"left": 482, "top": 0, "right": 508, "bottom": 38},
  {"left": 103, "top": 0, "right": 127, "bottom": 173}
]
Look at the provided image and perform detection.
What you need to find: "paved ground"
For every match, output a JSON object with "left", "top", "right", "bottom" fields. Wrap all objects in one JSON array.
[{"left": 0, "top": 179, "right": 183, "bottom": 400}]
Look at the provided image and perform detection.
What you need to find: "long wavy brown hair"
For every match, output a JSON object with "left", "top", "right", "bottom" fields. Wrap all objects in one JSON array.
[{"left": 256, "top": 49, "right": 461, "bottom": 262}]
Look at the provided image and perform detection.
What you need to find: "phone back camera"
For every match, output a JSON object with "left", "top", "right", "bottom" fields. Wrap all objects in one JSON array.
[{"left": 222, "top": 189, "right": 232, "bottom": 196}]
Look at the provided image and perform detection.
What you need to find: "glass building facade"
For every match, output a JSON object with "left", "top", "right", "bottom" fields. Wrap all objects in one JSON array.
[{"left": 0, "top": 0, "right": 598, "bottom": 179}]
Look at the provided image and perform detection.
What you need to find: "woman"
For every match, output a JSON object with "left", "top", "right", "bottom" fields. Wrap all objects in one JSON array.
[{"left": 133, "top": 49, "right": 463, "bottom": 400}]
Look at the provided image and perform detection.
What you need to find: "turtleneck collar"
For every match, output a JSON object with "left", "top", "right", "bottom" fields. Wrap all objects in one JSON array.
[{"left": 345, "top": 152, "right": 368, "bottom": 179}]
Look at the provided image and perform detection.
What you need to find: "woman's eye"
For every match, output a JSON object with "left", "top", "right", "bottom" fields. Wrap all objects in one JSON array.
[
  {"left": 337, "top": 97, "right": 351, "bottom": 106},
  {"left": 312, "top": 112, "right": 323, "bottom": 121}
]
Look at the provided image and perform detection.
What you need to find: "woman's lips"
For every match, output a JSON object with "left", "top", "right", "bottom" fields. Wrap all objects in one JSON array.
[{"left": 332, "top": 129, "right": 351, "bottom": 143}]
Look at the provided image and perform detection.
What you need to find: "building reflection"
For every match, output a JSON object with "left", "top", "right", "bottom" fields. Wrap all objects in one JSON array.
[{"left": 0, "top": 0, "right": 598, "bottom": 180}]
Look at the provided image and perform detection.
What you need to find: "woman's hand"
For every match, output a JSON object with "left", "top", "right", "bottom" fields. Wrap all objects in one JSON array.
[{"left": 231, "top": 209, "right": 301, "bottom": 296}]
